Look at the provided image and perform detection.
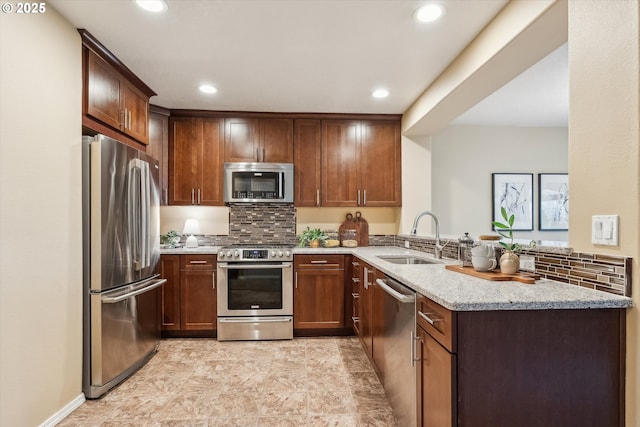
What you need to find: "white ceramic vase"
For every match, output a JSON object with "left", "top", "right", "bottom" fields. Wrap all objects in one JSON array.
[{"left": 500, "top": 251, "right": 520, "bottom": 274}]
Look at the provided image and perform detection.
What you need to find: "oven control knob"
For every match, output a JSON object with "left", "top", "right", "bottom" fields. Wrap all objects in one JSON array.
[
  {"left": 271, "top": 250, "right": 276, "bottom": 257},
  {"left": 233, "top": 251, "right": 240, "bottom": 258},
  {"left": 226, "top": 251, "right": 233, "bottom": 258},
  {"left": 278, "top": 251, "right": 283, "bottom": 257},
  {"left": 285, "top": 250, "right": 291, "bottom": 257},
  {"left": 219, "top": 252, "right": 225, "bottom": 258}
]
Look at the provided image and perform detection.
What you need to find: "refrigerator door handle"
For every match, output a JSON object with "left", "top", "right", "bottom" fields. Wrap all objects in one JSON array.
[
  {"left": 101, "top": 278, "right": 166, "bottom": 304},
  {"left": 128, "top": 158, "right": 152, "bottom": 271}
]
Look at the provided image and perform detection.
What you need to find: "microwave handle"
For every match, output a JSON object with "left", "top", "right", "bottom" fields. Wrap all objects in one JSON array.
[{"left": 279, "top": 171, "right": 284, "bottom": 199}]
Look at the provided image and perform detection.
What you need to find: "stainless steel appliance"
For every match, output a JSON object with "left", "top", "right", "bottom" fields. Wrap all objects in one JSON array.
[
  {"left": 223, "top": 162, "right": 294, "bottom": 203},
  {"left": 375, "top": 276, "right": 418, "bottom": 427},
  {"left": 82, "top": 134, "right": 165, "bottom": 399},
  {"left": 217, "top": 245, "right": 293, "bottom": 340}
]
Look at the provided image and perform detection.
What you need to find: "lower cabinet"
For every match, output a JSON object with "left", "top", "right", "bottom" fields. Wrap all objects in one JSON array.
[
  {"left": 415, "top": 293, "right": 625, "bottom": 426},
  {"left": 293, "top": 254, "right": 352, "bottom": 335},
  {"left": 160, "top": 254, "right": 217, "bottom": 336}
]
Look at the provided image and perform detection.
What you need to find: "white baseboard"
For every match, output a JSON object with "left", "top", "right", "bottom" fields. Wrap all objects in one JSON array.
[{"left": 39, "top": 393, "right": 85, "bottom": 427}]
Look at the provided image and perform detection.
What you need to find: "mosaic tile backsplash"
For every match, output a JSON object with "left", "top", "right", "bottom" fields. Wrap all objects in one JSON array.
[{"left": 385, "top": 235, "right": 632, "bottom": 297}]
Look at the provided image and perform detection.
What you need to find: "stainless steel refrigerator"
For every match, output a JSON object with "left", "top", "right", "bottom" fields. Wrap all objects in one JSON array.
[{"left": 82, "top": 134, "right": 165, "bottom": 399}]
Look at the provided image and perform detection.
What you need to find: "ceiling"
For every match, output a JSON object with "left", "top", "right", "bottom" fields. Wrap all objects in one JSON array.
[{"left": 49, "top": 0, "right": 567, "bottom": 127}]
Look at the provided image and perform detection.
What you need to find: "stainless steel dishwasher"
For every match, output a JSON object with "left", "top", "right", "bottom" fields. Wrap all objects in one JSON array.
[{"left": 375, "top": 276, "right": 417, "bottom": 427}]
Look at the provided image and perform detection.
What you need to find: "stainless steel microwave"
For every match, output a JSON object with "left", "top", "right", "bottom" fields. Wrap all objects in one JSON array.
[{"left": 223, "top": 162, "right": 294, "bottom": 203}]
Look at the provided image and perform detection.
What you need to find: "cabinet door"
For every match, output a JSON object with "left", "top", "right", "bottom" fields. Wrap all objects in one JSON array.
[
  {"left": 360, "top": 121, "right": 401, "bottom": 207},
  {"left": 225, "top": 117, "right": 260, "bottom": 162},
  {"left": 293, "top": 119, "right": 322, "bottom": 206},
  {"left": 121, "top": 81, "right": 149, "bottom": 144},
  {"left": 159, "top": 255, "right": 181, "bottom": 331},
  {"left": 199, "top": 117, "right": 225, "bottom": 205},
  {"left": 180, "top": 268, "right": 217, "bottom": 330},
  {"left": 417, "top": 326, "right": 456, "bottom": 427},
  {"left": 321, "top": 120, "right": 360, "bottom": 206},
  {"left": 350, "top": 257, "right": 362, "bottom": 335},
  {"left": 86, "top": 50, "right": 121, "bottom": 130},
  {"left": 169, "top": 117, "right": 199, "bottom": 205},
  {"left": 148, "top": 109, "right": 169, "bottom": 205},
  {"left": 359, "top": 264, "right": 374, "bottom": 357},
  {"left": 262, "top": 118, "right": 293, "bottom": 163},
  {"left": 294, "top": 268, "right": 345, "bottom": 330}
]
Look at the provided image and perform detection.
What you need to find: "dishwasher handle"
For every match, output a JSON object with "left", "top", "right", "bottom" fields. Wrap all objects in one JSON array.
[{"left": 375, "top": 278, "right": 415, "bottom": 303}]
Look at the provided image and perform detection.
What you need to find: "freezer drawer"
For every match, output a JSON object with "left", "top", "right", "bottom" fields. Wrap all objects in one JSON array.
[{"left": 84, "top": 277, "right": 165, "bottom": 398}]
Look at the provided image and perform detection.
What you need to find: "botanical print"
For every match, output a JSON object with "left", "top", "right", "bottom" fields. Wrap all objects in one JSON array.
[
  {"left": 539, "top": 173, "right": 569, "bottom": 230},
  {"left": 492, "top": 173, "right": 533, "bottom": 231}
]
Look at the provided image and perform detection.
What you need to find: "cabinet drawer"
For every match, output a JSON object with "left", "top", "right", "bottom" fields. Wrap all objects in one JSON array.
[
  {"left": 416, "top": 294, "right": 456, "bottom": 353},
  {"left": 180, "top": 254, "right": 216, "bottom": 269},
  {"left": 295, "top": 254, "right": 344, "bottom": 269}
]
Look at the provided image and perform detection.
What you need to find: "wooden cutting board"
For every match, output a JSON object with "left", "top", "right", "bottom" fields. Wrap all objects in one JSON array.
[
  {"left": 354, "top": 211, "right": 369, "bottom": 246},
  {"left": 445, "top": 265, "right": 541, "bottom": 284}
]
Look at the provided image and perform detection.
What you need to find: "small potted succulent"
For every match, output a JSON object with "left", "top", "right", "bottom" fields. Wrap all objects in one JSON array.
[
  {"left": 298, "top": 227, "right": 328, "bottom": 248},
  {"left": 491, "top": 207, "right": 521, "bottom": 274}
]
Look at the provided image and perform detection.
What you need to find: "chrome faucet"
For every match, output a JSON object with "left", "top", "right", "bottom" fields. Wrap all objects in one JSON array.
[{"left": 410, "top": 211, "right": 443, "bottom": 259}]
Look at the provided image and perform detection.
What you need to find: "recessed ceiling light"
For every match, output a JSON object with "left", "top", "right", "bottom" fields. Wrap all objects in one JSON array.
[
  {"left": 199, "top": 84, "right": 218, "bottom": 94},
  {"left": 135, "top": 0, "right": 167, "bottom": 13},
  {"left": 414, "top": 4, "right": 445, "bottom": 23},
  {"left": 372, "top": 89, "right": 390, "bottom": 99}
]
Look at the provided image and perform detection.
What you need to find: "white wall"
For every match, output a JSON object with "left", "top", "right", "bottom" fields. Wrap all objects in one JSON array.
[
  {"left": 431, "top": 125, "right": 568, "bottom": 241},
  {"left": 0, "top": 7, "right": 83, "bottom": 426}
]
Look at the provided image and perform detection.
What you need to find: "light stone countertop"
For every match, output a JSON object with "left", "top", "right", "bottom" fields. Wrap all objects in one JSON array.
[{"left": 160, "top": 245, "right": 632, "bottom": 311}]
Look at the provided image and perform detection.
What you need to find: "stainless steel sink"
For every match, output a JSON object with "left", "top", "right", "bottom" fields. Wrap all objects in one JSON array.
[{"left": 377, "top": 255, "right": 440, "bottom": 265}]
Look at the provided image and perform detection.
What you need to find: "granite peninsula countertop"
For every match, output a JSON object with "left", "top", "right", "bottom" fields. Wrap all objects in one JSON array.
[{"left": 161, "top": 245, "right": 632, "bottom": 311}]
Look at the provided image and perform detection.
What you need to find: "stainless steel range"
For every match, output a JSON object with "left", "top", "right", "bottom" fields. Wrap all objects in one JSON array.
[{"left": 217, "top": 245, "right": 293, "bottom": 341}]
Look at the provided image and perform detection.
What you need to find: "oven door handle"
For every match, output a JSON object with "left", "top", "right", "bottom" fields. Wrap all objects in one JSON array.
[
  {"left": 218, "top": 317, "right": 293, "bottom": 323},
  {"left": 217, "top": 263, "right": 292, "bottom": 270}
]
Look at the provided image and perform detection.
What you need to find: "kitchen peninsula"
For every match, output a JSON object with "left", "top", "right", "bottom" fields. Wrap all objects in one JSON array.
[{"left": 161, "top": 244, "right": 631, "bottom": 427}]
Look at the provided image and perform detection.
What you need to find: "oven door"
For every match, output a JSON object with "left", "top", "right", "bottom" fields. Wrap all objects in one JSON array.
[{"left": 217, "top": 262, "right": 293, "bottom": 316}]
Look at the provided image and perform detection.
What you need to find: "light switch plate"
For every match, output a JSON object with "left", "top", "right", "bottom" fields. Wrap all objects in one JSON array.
[{"left": 592, "top": 215, "right": 619, "bottom": 246}]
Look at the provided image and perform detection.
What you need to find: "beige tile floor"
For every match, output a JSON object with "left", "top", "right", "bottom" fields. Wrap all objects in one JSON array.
[{"left": 58, "top": 337, "right": 398, "bottom": 427}]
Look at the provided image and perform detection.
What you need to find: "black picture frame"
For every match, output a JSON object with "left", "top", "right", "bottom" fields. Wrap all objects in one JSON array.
[
  {"left": 492, "top": 173, "right": 534, "bottom": 231},
  {"left": 538, "top": 173, "right": 569, "bottom": 231}
]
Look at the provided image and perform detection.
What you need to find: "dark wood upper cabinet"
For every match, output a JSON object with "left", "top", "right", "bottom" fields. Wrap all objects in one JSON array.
[
  {"left": 360, "top": 120, "right": 402, "bottom": 207},
  {"left": 321, "top": 120, "right": 360, "bottom": 206},
  {"left": 225, "top": 117, "right": 293, "bottom": 163},
  {"left": 293, "top": 119, "right": 322, "bottom": 207},
  {"left": 169, "top": 116, "right": 224, "bottom": 206},
  {"left": 80, "top": 30, "right": 155, "bottom": 147},
  {"left": 321, "top": 119, "right": 401, "bottom": 207},
  {"left": 148, "top": 105, "right": 170, "bottom": 205}
]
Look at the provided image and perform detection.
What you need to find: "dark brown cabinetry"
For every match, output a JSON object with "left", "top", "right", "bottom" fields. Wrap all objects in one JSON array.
[
  {"left": 321, "top": 120, "right": 401, "bottom": 207},
  {"left": 159, "top": 254, "right": 217, "bottom": 336},
  {"left": 293, "top": 119, "right": 322, "bottom": 206},
  {"left": 169, "top": 116, "right": 225, "bottom": 206},
  {"left": 148, "top": 105, "right": 170, "bottom": 205},
  {"left": 159, "top": 255, "right": 180, "bottom": 330},
  {"left": 225, "top": 117, "right": 293, "bottom": 163},
  {"left": 81, "top": 31, "right": 155, "bottom": 146},
  {"left": 350, "top": 256, "right": 362, "bottom": 335},
  {"left": 415, "top": 294, "right": 625, "bottom": 426},
  {"left": 293, "top": 254, "right": 346, "bottom": 334},
  {"left": 180, "top": 255, "right": 217, "bottom": 331}
]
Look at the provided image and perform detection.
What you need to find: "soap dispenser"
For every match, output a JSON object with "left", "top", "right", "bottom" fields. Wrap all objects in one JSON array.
[{"left": 458, "top": 232, "right": 474, "bottom": 267}]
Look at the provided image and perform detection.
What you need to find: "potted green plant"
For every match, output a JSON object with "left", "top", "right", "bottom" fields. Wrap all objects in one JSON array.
[
  {"left": 491, "top": 207, "right": 521, "bottom": 274},
  {"left": 298, "top": 227, "right": 328, "bottom": 248},
  {"left": 160, "top": 230, "right": 181, "bottom": 247}
]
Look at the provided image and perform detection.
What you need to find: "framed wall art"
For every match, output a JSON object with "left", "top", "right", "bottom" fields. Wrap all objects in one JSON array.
[
  {"left": 538, "top": 173, "right": 569, "bottom": 231},
  {"left": 492, "top": 173, "right": 534, "bottom": 231}
]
